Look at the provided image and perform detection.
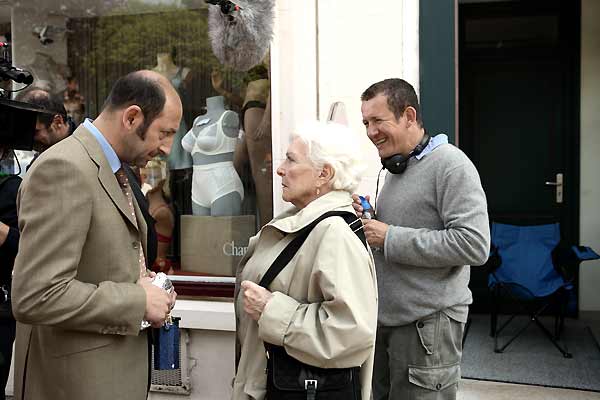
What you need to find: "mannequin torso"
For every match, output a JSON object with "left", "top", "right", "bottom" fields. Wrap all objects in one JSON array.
[
  {"left": 186, "top": 96, "right": 238, "bottom": 160},
  {"left": 235, "top": 76, "right": 273, "bottom": 228},
  {"left": 153, "top": 52, "right": 190, "bottom": 85},
  {"left": 244, "top": 79, "right": 269, "bottom": 108},
  {"left": 153, "top": 52, "right": 192, "bottom": 170},
  {"left": 182, "top": 96, "right": 243, "bottom": 216}
]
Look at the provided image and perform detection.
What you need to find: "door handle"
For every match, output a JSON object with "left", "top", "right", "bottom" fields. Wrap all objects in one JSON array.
[{"left": 545, "top": 173, "right": 563, "bottom": 203}]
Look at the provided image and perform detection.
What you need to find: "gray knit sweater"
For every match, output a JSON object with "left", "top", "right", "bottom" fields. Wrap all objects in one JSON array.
[{"left": 375, "top": 142, "right": 490, "bottom": 326}]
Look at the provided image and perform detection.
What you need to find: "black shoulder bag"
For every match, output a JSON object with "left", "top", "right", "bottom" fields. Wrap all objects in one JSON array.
[{"left": 258, "top": 211, "right": 368, "bottom": 400}]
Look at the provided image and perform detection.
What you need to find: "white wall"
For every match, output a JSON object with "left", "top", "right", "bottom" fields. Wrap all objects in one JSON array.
[
  {"left": 147, "top": 299, "right": 235, "bottom": 400},
  {"left": 270, "top": 0, "right": 318, "bottom": 216},
  {"left": 579, "top": 0, "right": 600, "bottom": 311},
  {"left": 271, "top": 0, "right": 420, "bottom": 215},
  {"left": 148, "top": 329, "right": 235, "bottom": 400}
]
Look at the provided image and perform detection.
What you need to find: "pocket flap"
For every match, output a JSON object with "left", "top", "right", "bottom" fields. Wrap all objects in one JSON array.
[
  {"left": 49, "top": 329, "right": 114, "bottom": 357},
  {"left": 408, "top": 363, "right": 460, "bottom": 391}
]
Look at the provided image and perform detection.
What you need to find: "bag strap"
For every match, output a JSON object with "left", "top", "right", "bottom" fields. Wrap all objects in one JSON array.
[{"left": 259, "top": 211, "right": 366, "bottom": 289}]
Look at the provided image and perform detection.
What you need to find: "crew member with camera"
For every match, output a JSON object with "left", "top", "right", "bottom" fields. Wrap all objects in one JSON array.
[
  {"left": 354, "top": 78, "right": 490, "bottom": 400},
  {"left": 15, "top": 88, "right": 73, "bottom": 155}
]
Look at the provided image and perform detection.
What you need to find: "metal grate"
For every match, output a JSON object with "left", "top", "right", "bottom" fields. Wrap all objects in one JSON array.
[{"left": 150, "top": 328, "right": 191, "bottom": 395}]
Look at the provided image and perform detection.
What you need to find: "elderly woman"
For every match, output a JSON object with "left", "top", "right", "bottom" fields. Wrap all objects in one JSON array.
[{"left": 233, "top": 121, "right": 378, "bottom": 400}]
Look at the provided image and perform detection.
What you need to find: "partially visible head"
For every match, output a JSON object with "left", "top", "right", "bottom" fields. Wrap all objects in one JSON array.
[
  {"left": 16, "top": 88, "right": 71, "bottom": 152},
  {"left": 147, "top": 177, "right": 171, "bottom": 201},
  {"left": 360, "top": 78, "right": 424, "bottom": 158},
  {"left": 276, "top": 121, "right": 365, "bottom": 209},
  {"left": 100, "top": 70, "right": 182, "bottom": 167},
  {"left": 141, "top": 158, "right": 170, "bottom": 198},
  {"left": 66, "top": 76, "right": 79, "bottom": 93},
  {"left": 361, "top": 78, "right": 422, "bottom": 124}
]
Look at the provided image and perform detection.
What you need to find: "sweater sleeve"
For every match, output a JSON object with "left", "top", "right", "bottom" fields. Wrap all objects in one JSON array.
[
  {"left": 257, "top": 222, "right": 377, "bottom": 369},
  {"left": 384, "top": 161, "right": 490, "bottom": 268}
]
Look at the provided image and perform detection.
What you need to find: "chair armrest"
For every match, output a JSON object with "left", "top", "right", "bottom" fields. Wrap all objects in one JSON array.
[{"left": 484, "top": 244, "right": 502, "bottom": 274}]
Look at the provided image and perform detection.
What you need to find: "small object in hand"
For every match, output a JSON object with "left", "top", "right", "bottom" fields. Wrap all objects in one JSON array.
[
  {"left": 141, "top": 272, "right": 174, "bottom": 330},
  {"left": 359, "top": 195, "right": 376, "bottom": 220}
]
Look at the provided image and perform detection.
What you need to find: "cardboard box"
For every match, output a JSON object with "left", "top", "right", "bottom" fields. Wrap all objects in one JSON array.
[{"left": 180, "top": 215, "right": 256, "bottom": 276}]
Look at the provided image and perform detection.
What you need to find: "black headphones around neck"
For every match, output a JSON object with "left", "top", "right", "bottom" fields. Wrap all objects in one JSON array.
[{"left": 381, "top": 133, "right": 431, "bottom": 174}]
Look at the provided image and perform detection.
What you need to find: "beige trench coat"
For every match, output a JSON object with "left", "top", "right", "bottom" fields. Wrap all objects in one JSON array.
[{"left": 233, "top": 190, "right": 378, "bottom": 400}]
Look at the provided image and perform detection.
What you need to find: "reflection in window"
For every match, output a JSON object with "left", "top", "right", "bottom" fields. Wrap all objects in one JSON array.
[{"left": 8, "top": 1, "right": 272, "bottom": 292}]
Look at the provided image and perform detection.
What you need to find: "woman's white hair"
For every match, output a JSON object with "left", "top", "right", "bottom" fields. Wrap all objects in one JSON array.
[{"left": 292, "top": 120, "right": 366, "bottom": 193}]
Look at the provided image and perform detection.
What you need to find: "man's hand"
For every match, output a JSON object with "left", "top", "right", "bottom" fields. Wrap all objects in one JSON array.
[
  {"left": 138, "top": 276, "right": 174, "bottom": 328},
  {"left": 363, "top": 219, "right": 388, "bottom": 249},
  {"left": 241, "top": 280, "right": 273, "bottom": 321},
  {"left": 351, "top": 194, "right": 369, "bottom": 218}
]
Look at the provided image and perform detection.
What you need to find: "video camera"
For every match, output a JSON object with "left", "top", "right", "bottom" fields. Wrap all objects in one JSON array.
[
  {"left": 0, "top": 98, "right": 49, "bottom": 151},
  {"left": 0, "top": 42, "right": 33, "bottom": 85},
  {"left": 0, "top": 41, "right": 48, "bottom": 151}
]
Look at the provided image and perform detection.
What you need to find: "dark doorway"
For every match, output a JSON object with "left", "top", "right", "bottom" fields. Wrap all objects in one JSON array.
[{"left": 459, "top": 0, "right": 580, "bottom": 313}]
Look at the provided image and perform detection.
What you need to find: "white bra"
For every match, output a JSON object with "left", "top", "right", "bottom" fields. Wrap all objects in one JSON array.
[{"left": 190, "top": 111, "right": 237, "bottom": 156}]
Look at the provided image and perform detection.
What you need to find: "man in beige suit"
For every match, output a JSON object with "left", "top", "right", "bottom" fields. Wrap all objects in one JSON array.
[{"left": 11, "top": 70, "right": 182, "bottom": 400}]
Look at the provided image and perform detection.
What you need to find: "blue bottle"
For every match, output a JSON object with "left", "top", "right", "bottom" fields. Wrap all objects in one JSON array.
[{"left": 359, "top": 195, "right": 376, "bottom": 220}]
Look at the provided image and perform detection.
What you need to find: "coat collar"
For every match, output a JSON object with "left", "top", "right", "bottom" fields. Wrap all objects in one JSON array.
[
  {"left": 73, "top": 125, "right": 141, "bottom": 231},
  {"left": 269, "top": 190, "right": 356, "bottom": 233}
]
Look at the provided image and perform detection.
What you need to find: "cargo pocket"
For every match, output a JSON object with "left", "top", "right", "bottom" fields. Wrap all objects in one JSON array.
[
  {"left": 408, "top": 363, "right": 460, "bottom": 399},
  {"left": 415, "top": 313, "right": 439, "bottom": 355}
]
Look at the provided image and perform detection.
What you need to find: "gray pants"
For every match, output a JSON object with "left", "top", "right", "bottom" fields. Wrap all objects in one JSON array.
[{"left": 372, "top": 311, "right": 464, "bottom": 400}]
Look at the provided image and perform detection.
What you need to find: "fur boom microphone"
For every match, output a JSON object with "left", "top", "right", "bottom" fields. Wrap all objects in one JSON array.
[{"left": 207, "top": 0, "right": 274, "bottom": 72}]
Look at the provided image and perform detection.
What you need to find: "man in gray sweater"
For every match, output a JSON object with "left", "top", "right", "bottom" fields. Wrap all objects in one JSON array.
[{"left": 355, "top": 78, "right": 490, "bottom": 400}]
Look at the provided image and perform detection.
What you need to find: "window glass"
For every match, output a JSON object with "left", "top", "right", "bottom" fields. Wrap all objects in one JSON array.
[{"left": 3, "top": 1, "right": 273, "bottom": 296}]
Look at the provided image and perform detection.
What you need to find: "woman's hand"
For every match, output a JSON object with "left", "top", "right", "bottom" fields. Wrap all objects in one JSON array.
[{"left": 241, "top": 280, "right": 274, "bottom": 321}]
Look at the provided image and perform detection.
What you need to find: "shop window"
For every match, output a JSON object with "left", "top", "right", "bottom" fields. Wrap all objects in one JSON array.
[{"left": 6, "top": 1, "right": 273, "bottom": 297}]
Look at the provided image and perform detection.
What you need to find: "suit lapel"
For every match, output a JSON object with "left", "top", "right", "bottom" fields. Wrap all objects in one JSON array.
[{"left": 73, "top": 126, "right": 138, "bottom": 229}]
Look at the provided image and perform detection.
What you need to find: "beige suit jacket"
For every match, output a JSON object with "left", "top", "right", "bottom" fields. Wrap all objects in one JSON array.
[{"left": 11, "top": 125, "right": 149, "bottom": 400}]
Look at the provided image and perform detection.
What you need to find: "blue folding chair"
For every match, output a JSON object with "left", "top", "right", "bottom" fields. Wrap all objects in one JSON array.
[{"left": 487, "top": 222, "right": 599, "bottom": 358}]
